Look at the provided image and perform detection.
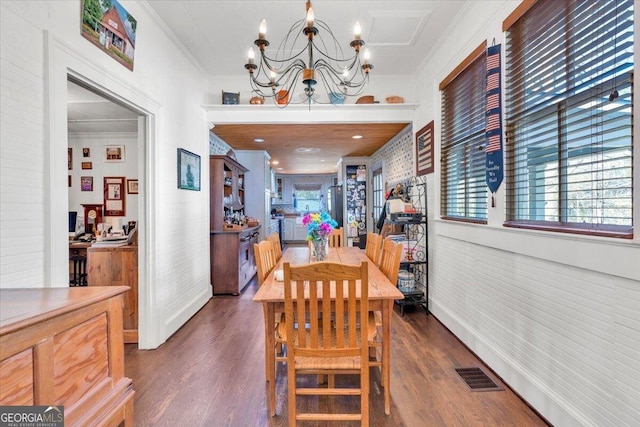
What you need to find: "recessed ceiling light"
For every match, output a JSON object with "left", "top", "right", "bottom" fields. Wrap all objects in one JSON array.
[
  {"left": 277, "top": 167, "right": 283, "bottom": 170},
  {"left": 352, "top": 135, "right": 363, "bottom": 139},
  {"left": 254, "top": 138, "right": 264, "bottom": 143},
  {"left": 271, "top": 160, "right": 279, "bottom": 165},
  {"left": 295, "top": 147, "right": 320, "bottom": 153}
]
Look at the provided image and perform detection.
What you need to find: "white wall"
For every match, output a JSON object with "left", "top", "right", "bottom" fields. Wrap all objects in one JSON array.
[
  {"left": 408, "top": 1, "right": 640, "bottom": 426},
  {"left": 0, "top": 0, "right": 212, "bottom": 349},
  {"left": 68, "top": 133, "right": 139, "bottom": 229}
]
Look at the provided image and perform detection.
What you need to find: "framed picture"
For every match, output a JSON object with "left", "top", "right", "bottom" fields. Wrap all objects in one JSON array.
[
  {"left": 83, "top": 147, "right": 90, "bottom": 157},
  {"left": 416, "top": 121, "right": 435, "bottom": 176},
  {"left": 105, "top": 145, "right": 125, "bottom": 162},
  {"left": 68, "top": 148, "right": 72, "bottom": 170},
  {"left": 82, "top": 162, "right": 93, "bottom": 170},
  {"left": 80, "top": 0, "right": 137, "bottom": 71},
  {"left": 104, "top": 176, "right": 126, "bottom": 216},
  {"left": 177, "top": 148, "right": 201, "bottom": 191},
  {"left": 127, "top": 179, "right": 139, "bottom": 194},
  {"left": 81, "top": 176, "right": 93, "bottom": 191},
  {"left": 68, "top": 175, "right": 72, "bottom": 187}
]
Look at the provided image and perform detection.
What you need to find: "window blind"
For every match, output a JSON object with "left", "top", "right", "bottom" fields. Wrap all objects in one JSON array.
[
  {"left": 505, "top": 0, "right": 634, "bottom": 237},
  {"left": 440, "top": 48, "right": 488, "bottom": 222}
]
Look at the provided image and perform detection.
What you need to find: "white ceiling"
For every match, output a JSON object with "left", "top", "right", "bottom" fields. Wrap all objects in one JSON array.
[
  {"left": 144, "top": 0, "right": 467, "bottom": 77},
  {"left": 67, "top": 80, "right": 139, "bottom": 134},
  {"left": 67, "top": 1, "right": 467, "bottom": 172}
]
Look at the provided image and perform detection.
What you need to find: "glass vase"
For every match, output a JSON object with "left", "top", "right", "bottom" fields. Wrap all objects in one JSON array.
[{"left": 312, "top": 236, "right": 329, "bottom": 261}]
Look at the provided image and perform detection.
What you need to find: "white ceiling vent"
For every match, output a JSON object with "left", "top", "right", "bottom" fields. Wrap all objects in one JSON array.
[{"left": 366, "top": 10, "right": 432, "bottom": 46}]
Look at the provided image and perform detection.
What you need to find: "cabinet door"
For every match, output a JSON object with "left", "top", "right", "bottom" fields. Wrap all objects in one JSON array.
[
  {"left": 282, "top": 177, "right": 293, "bottom": 204},
  {"left": 284, "top": 218, "right": 295, "bottom": 240},
  {"left": 294, "top": 223, "right": 307, "bottom": 241}
]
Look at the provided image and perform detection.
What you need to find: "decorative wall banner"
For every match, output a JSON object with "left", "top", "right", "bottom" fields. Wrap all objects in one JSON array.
[
  {"left": 416, "top": 121, "right": 434, "bottom": 176},
  {"left": 485, "top": 44, "right": 503, "bottom": 200}
]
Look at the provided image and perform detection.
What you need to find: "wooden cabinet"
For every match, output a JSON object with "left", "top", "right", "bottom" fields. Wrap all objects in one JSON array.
[
  {"left": 272, "top": 175, "right": 292, "bottom": 205},
  {"left": 86, "top": 245, "right": 138, "bottom": 343},
  {"left": 283, "top": 217, "right": 295, "bottom": 241},
  {"left": 210, "top": 155, "right": 248, "bottom": 230},
  {"left": 210, "top": 155, "right": 259, "bottom": 295},
  {"left": 0, "top": 287, "right": 134, "bottom": 426},
  {"left": 210, "top": 227, "right": 259, "bottom": 295}
]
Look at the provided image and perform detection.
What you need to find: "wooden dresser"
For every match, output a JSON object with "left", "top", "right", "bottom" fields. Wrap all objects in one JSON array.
[
  {"left": 0, "top": 287, "right": 134, "bottom": 426},
  {"left": 87, "top": 245, "right": 138, "bottom": 343}
]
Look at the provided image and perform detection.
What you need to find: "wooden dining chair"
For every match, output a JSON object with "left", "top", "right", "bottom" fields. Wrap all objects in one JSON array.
[
  {"left": 329, "top": 227, "right": 344, "bottom": 247},
  {"left": 254, "top": 240, "right": 277, "bottom": 286},
  {"left": 254, "top": 239, "right": 287, "bottom": 414},
  {"left": 283, "top": 261, "right": 370, "bottom": 426},
  {"left": 368, "top": 237, "right": 402, "bottom": 413},
  {"left": 266, "top": 232, "right": 282, "bottom": 262},
  {"left": 364, "top": 232, "right": 382, "bottom": 265}
]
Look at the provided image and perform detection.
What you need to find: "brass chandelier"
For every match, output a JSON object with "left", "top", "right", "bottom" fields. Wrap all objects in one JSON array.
[{"left": 244, "top": 0, "right": 373, "bottom": 107}]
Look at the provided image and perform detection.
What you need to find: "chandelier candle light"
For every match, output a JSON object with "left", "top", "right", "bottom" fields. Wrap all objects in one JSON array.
[
  {"left": 302, "top": 212, "right": 338, "bottom": 261},
  {"left": 244, "top": 0, "right": 373, "bottom": 107}
]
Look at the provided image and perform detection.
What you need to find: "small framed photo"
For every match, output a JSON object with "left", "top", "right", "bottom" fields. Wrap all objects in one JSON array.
[
  {"left": 83, "top": 147, "right": 90, "bottom": 157},
  {"left": 82, "top": 162, "right": 93, "bottom": 170},
  {"left": 68, "top": 148, "right": 73, "bottom": 170},
  {"left": 105, "top": 145, "right": 125, "bottom": 162},
  {"left": 177, "top": 148, "right": 201, "bottom": 191},
  {"left": 127, "top": 179, "right": 139, "bottom": 194},
  {"left": 68, "top": 175, "right": 72, "bottom": 187},
  {"left": 81, "top": 176, "right": 93, "bottom": 191}
]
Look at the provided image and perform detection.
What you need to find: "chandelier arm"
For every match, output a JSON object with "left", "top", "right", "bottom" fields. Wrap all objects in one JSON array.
[
  {"left": 315, "top": 64, "right": 369, "bottom": 97},
  {"left": 253, "top": 58, "right": 306, "bottom": 86}
]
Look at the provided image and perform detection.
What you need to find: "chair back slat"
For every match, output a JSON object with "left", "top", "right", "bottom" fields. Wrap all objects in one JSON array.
[
  {"left": 365, "top": 232, "right": 382, "bottom": 264},
  {"left": 329, "top": 228, "right": 344, "bottom": 247},
  {"left": 379, "top": 239, "right": 403, "bottom": 286},
  {"left": 266, "top": 232, "right": 282, "bottom": 262},
  {"left": 254, "top": 240, "right": 276, "bottom": 286}
]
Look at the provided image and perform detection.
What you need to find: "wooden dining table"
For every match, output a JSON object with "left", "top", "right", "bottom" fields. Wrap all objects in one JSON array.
[{"left": 252, "top": 245, "right": 404, "bottom": 416}]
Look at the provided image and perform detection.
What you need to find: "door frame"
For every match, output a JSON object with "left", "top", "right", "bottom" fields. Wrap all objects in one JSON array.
[{"left": 45, "top": 31, "right": 159, "bottom": 348}]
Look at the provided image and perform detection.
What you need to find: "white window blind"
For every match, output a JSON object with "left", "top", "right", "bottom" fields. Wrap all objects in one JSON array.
[
  {"left": 504, "top": 0, "right": 634, "bottom": 238},
  {"left": 440, "top": 47, "right": 488, "bottom": 222}
]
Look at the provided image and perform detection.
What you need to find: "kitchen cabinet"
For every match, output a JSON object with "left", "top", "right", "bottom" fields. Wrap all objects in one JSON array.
[
  {"left": 283, "top": 217, "right": 296, "bottom": 241},
  {"left": 272, "top": 175, "right": 292, "bottom": 205},
  {"left": 236, "top": 150, "right": 271, "bottom": 241},
  {"left": 294, "top": 220, "right": 308, "bottom": 241}
]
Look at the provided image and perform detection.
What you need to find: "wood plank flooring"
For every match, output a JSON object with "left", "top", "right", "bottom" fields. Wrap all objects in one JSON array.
[{"left": 124, "top": 279, "right": 550, "bottom": 426}]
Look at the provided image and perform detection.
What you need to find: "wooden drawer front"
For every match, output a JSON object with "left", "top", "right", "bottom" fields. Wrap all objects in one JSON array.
[
  {"left": 0, "top": 348, "right": 34, "bottom": 405},
  {"left": 53, "top": 313, "right": 109, "bottom": 406}
]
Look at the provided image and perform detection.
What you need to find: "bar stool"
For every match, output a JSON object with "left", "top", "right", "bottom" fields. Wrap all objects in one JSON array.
[{"left": 69, "top": 253, "right": 87, "bottom": 286}]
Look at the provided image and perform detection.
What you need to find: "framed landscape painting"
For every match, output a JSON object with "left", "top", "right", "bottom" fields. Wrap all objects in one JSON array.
[
  {"left": 81, "top": 0, "right": 137, "bottom": 71},
  {"left": 177, "top": 148, "right": 201, "bottom": 191}
]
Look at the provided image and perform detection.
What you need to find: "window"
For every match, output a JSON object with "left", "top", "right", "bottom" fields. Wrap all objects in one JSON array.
[
  {"left": 504, "top": 0, "right": 634, "bottom": 237},
  {"left": 294, "top": 184, "right": 323, "bottom": 212},
  {"left": 440, "top": 42, "right": 488, "bottom": 222},
  {"left": 372, "top": 167, "right": 383, "bottom": 228}
]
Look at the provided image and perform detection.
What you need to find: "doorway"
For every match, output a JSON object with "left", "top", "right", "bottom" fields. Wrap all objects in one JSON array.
[{"left": 67, "top": 76, "right": 144, "bottom": 346}]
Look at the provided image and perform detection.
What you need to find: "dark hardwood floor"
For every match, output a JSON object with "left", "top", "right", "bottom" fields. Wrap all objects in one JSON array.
[{"left": 125, "top": 278, "right": 549, "bottom": 426}]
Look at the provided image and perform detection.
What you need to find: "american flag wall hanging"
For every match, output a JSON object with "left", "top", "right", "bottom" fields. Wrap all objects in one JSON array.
[{"left": 485, "top": 44, "right": 503, "bottom": 205}]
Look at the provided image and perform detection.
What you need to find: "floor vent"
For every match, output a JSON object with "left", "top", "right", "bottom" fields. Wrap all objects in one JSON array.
[{"left": 455, "top": 367, "right": 503, "bottom": 392}]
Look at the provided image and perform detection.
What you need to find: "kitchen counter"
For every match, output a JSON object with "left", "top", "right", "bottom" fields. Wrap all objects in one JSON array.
[{"left": 210, "top": 225, "right": 261, "bottom": 235}]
